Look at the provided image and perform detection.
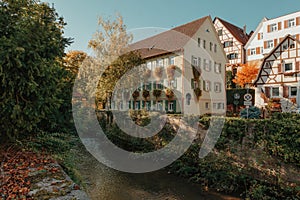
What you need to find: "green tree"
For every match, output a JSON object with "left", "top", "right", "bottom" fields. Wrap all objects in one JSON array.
[{"left": 0, "top": 0, "right": 72, "bottom": 139}]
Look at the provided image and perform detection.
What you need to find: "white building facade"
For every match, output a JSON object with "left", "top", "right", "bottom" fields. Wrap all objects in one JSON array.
[
  {"left": 122, "top": 16, "right": 228, "bottom": 115},
  {"left": 246, "top": 11, "right": 300, "bottom": 62}
]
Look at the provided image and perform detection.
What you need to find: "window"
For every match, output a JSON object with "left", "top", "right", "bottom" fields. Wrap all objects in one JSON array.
[
  {"left": 158, "top": 59, "right": 163, "bottom": 67},
  {"left": 198, "top": 38, "right": 201, "bottom": 47},
  {"left": 203, "top": 80, "right": 211, "bottom": 91},
  {"left": 218, "top": 29, "right": 223, "bottom": 36},
  {"left": 223, "top": 41, "right": 233, "bottom": 48},
  {"left": 290, "top": 87, "right": 297, "bottom": 97},
  {"left": 214, "top": 44, "right": 217, "bottom": 53},
  {"left": 215, "top": 63, "right": 221, "bottom": 73},
  {"left": 210, "top": 42, "right": 213, "bottom": 51},
  {"left": 152, "top": 60, "right": 157, "bottom": 69},
  {"left": 168, "top": 102, "right": 174, "bottom": 111},
  {"left": 290, "top": 42, "right": 295, "bottom": 49},
  {"left": 283, "top": 44, "right": 288, "bottom": 51},
  {"left": 198, "top": 57, "right": 201, "bottom": 67},
  {"left": 270, "top": 23, "right": 277, "bottom": 32},
  {"left": 288, "top": 18, "right": 295, "bottom": 28},
  {"left": 271, "top": 87, "right": 280, "bottom": 97},
  {"left": 170, "top": 56, "right": 175, "bottom": 65},
  {"left": 205, "top": 102, "right": 210, "bottom": 109},
  {"left": 147, "top": 62, "right": 151, "bottom": 69},
  {"left": 186, "top": 93, "right": 192, "bottom": 105},
  {"left": 284, "top": 63, "right": 293, "bottom": 72},
  {"left": 203, "top": 59, "right": 211, "bottom": 71},
  {"left": 203, "top": 40, "right": 206, "bottom": 49},
  {"left": 250, "top": 48, "right": 256, "bottom": 55},
  {"left": 227, "top": 53, "right": 238, "bottom": 60},
  {"left": 214, "top": 82, "right": 222, "bottom": 93},
  {"left": 260, "top": 47, "right": 264, "bottom": 54},
  {"left": 191, "top": 55, "right": 198, "bottom": 67},
  {"left": 266, "top": 40, "right": 274, "bottom": 49},
  {"left": 191, "top": 78, "right": 199, "bottom": 89},
  {"left": 218, "top": 103, "right": 224, "bottom": 110},
  {"left": 164, "top": 58, "right": 169, "bottom": 66}
]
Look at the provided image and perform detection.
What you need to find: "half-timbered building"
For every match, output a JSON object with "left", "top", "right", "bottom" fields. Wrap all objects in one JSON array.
[
  {"left": 213, "top": 17, "right": 250, "bottom": 71},
  {"left": 254, "top": 35, "right": 300, "bottom": 110}
]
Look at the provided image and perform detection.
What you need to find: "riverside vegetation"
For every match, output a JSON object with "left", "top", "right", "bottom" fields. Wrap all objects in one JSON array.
[{"left": 93, "top": 110, "right": 300, "bottom": 199}]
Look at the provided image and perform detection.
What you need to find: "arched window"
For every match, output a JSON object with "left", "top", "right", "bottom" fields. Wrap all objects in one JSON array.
[{"left": 186, "top": 93, "right": 192, "bottom": 105}]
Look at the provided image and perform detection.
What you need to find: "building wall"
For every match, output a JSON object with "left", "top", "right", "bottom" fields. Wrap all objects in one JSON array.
[
  {"left": 184, "top": 19, "right": 227, "bottom": 115},
  {"left": 247, "top": 11, "right": 300, "bottom": 62}
]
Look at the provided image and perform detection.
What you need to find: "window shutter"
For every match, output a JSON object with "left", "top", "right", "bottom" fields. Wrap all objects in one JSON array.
[
  {"left": 278, "top": 22, "right": 282, "bottom": 30},
  {"left": 274, "top": 38, "right": 278, "bottom": 47},
  {"left": 278, "top": 63, "right": 282, "bottom": 73},
  {"left": 173, "top": 100, "right": 176, "bottom": 113},
  {"left": 129, "top": 101, "right": 131, "bottom": 109},
  {"left": 279, "top": 37, "right": 284, "bottom": 42},
  {"left": 296, "top": 61, "right": 300, "bottom": 71},
  {"left": 283, "top": 86, "right": 289, "bottom": 98},
  {"left": 264, "top": 41, "right": 267, "bottom": 49},
  {"left": 203, "top": 80, "right": 206, "bottom": 91},
  {"left": 247, "top": 49, "right": 251, "bottom": 56},
  {"left": 265, "top": 87, "right": 270, "bottom": 98},
  {"left": 296, "top": 34, "right": 300, "bottom": 41},
  {"left": 267, "top": 25, "right": 271, "bottom": 33},
  {"left": 257, "top": 33, "right": 261, "bottom": 40},
  {"left": 297, "top": 17, "right": 300, "bottom": 26},
  {"left": 284, "top": 20, "right": 288, "bottom": 28},
  {"left": 256, "top": 47, "right": 260, "bottom": 54},
  {"left": 165, "top": 100, "right": 168, "bottom": 111}
]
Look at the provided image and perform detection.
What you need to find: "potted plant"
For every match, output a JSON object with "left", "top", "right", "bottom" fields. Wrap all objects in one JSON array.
[
  {"left": 165, "top": 88, "right": 174, "bottom": 99},
  {"left": 132, "top": 90, "right": 140, "bottom": 100},
  {"left": 194, "top": 87, "right": 202, "bottom": 100},
  {"left": 166, "top": 65, "right": 176, "bottom": 80},
  {"left": 192, "top": 66, "right": 201, "bottom": 80},
  {"left": 142, "top": 90, "right": 150, "bottom": 100},
  {"left": 153, "top": 89, "right": 162, "bottom": 100}
]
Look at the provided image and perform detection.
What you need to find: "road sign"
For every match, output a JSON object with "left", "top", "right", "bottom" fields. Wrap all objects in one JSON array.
[
  {"left": 234, "top": 93, "right": 240, "bottom": 99},
  {"left": 244, "top": 93, "right": 252, "bottom": 101},
  {"left": 244, "top": 101, "right": 252, "bottom": 106},
  {"left": 233, "top": 100, "right": 239, "bottom": 105}
]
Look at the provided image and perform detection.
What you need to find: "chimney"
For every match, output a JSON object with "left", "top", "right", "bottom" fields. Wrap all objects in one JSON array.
[{"left": 243, "top": 25, "right": 247, "bottom": 35}]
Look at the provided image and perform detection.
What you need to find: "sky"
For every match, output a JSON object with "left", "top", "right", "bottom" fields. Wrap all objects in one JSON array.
[{"left": 44, "top": 0, "right": 300, "bottom": 53}]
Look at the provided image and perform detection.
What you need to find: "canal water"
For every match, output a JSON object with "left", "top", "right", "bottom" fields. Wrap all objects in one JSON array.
[{"left": 75, "top": 148, "right": 241, "bottom": 200}]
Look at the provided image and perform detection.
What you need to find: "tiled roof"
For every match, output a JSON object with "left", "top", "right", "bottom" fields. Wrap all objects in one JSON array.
[
  {"left": 214, "top": 17, "right": 250, "bottom": 45},
  {"left": 130, "top": 16, "right": 209, "bottom": 59}
]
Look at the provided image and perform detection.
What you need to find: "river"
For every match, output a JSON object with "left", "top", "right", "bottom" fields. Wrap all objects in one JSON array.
[{"left": 75, "top": 148, "right": 241, "bottom": 200}]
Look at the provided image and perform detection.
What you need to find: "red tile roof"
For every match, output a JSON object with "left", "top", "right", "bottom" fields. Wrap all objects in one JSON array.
[
  {"left": 214, "top": 17, "right": 250, "bottom": 45},
  {"left": 130, "top": 16, "right": 209, "bottom": 59}
]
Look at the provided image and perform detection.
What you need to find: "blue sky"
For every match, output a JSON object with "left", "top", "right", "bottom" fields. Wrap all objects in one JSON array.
[{"left": 44, "top": 0, "right": 300, "bottom": 53}]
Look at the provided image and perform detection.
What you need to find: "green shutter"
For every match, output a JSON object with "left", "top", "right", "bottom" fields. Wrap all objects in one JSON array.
[
  {"left": 142, "top": 100, "right": 145, "bottom": 108},
  {"left": 153, "top": 82, "right": 156, "bottom": 89},
  {"left": 203, "top": 80, "right": 206, "bottom": 90},
  {"left": 173, "top": 100, "right": 176, "bottom": 113},
  {"left": 129, "top": 101, "right": 131, "bottom": 109},
  {"left": 165, "top": 100, "right": 168, "bottom": 111}
]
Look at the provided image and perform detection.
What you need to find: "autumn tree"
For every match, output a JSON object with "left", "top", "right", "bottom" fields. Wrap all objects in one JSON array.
[
  {"left": 233, "top": 63, "right": 259, "bottom": 88},
  {"left": 64, "top": 50, "right": 87, "bottom": 79},
  {"left": 76, "top": 14, "right": 144, "bottom": 107},
  {"left": 0, "top": 0, "right": 72, "bottom": 139}
]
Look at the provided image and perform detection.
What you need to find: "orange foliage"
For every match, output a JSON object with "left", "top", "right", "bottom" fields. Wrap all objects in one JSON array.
[{"left": 233, "top": 63, "right": 259, "bottom": 87}]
